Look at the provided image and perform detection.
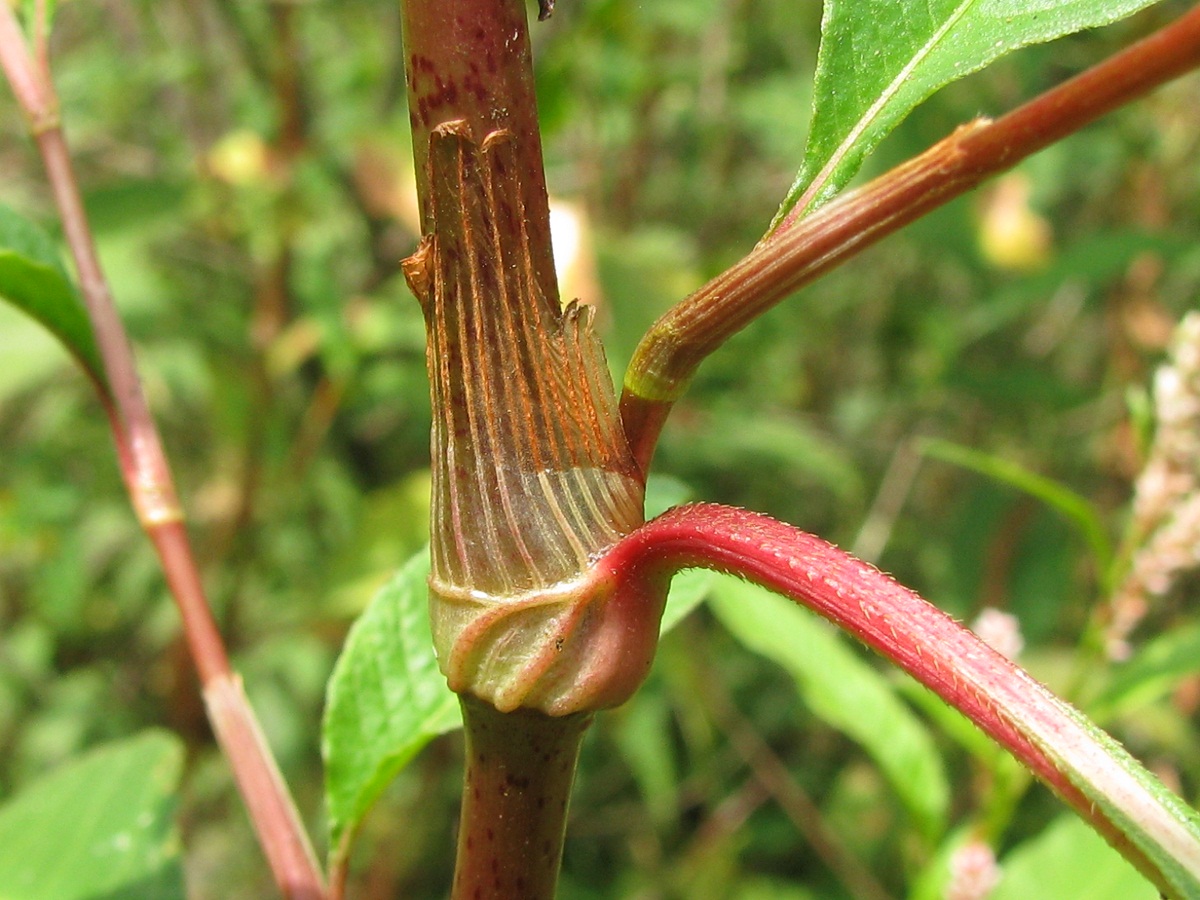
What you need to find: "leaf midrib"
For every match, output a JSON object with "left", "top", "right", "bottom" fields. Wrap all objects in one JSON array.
[{"left": 796, "top": 0, "right": 979, "bottom": 216}]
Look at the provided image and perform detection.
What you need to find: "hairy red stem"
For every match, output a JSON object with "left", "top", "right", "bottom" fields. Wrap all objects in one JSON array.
[{"left": 594, "top": 503, "right": 1199, "bottom": 895}]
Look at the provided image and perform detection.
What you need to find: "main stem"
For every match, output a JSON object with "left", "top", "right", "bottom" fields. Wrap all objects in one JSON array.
[
  {"left": 454, "top": 697, "right": 591, "bottom": 900},
  {"left": 399, "top": 2, "right": 599, "bottom": 897}
]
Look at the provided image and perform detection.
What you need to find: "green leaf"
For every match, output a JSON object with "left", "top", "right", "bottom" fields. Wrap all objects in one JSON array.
[
  {"left": 0, "top": 204, "right": 107, "bottom": 394},
  {"left": 708, "top": 574, "right": 949, "bottom": 838},
  {"left": 322, "top": 547, "right": 461, "bottom": 866},
  {"left": 774, "top": 0, "right": 1165, "bottom": 226},
  {"left": 918, "top": 437, "right": 1112, "bottom": 573},
  {"left": 660, "top": 567, "right": 716, "bottom": 634},
  {"left": 992, "top": 815, "right": 1158, "bottom": 900},
  {"left": 0, "top": 730, "right": 185, "bottom": 900}
]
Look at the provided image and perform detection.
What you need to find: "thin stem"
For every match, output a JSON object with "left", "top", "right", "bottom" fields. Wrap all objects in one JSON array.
[
  {"left": 452, "top": 696, "right": 591, "bottom": 900},
  {"left": 595, "top": 502, "right": 1200, "bottom": 899},
  {"left": 620, "top": 5, "right": 1200, "bottom": 473},
  {"left": 0, "top": 8, "right": 326, "bottom": 897},
  {"left": 0, "top": 5, "right": 53, "bottom": 129}
]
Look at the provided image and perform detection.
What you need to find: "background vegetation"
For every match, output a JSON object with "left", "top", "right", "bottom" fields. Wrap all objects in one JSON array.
[{"left": 0, "top": 0, "right": 1198, "bottom": 896}]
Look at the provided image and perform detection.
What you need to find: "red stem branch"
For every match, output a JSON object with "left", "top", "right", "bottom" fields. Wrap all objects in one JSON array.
[
  {"left": 594, "top": 502, "right": 1200, "bottom": 897},
  {"left": 620, "top": 5, "right": 1200, "bottom": 473}
]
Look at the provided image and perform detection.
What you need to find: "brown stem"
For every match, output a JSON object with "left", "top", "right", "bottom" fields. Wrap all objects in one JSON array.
[
  {"left": 399, "top": 3, "right": 634, "bottom": 894},
  {"left": 0, "top": 9, "right": 326, "bottom": 897},
  {"left": 620, "top": 5, "right": 1200, "bottom": 473},
  {"left": 453, "top": 695, "right": 591, "bottom": 900}
]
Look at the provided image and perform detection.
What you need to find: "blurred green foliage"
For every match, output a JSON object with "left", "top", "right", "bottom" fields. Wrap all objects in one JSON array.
[{"left": 0, "top": 0, "right": 1199, "bottom": 897}]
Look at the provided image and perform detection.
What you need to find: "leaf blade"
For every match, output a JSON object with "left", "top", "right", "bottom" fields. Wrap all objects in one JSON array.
[
  {"left": 0, "top": 203, "right": 107, "bottom": 393},
  {"left": 322, "top": 548, "right": 461, "bottom": 866},
  {"left": 775, "top": 0, "right": 1165, "bottom": 226},
  {"left": 0, "top": 730, "right": 185, "bottom": 900}
]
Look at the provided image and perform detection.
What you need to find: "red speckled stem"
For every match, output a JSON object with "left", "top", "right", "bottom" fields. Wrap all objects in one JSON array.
[{"left": 401, "top": 0, "right": 552, "bottom": 256}]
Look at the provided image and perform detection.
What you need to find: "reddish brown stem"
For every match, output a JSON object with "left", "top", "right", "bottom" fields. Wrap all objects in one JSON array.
[
  {"left": 398, "top": 3, "right": 624, "bottom": 894},
  {"left": 620, "top": 5, "right": 1200, "bottom": 473},
  {"left": 453, "top": 696, "right": 591, "bottom": 900},
  {"left": 594, "top": 502, "right": 1193, "bottom": 896},
  {"left": 0, "top": 9, "right": 326, "bottom": 897},
  {"left": 401, "top": 0, "right": 552, "bottom": 252}
]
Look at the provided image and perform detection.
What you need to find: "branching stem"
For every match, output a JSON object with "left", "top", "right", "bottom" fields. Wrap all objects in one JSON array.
[
  {"left": 595, "top": 502, "right": 1200, "bottom": 899},
  {"left": 620, "top": 5, "right": 1200, "bottom": 473}
]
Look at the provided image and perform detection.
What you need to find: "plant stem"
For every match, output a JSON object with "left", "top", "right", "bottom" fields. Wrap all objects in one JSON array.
[
  {"left": 0, "top": 9, "right": 325, "bottom": 897},
  {"left": 620, "top": 5, "right": 1200, "bottom": 473},
  {"left": 453, "top": 696, "right": 591, "bottom": 900},
  {"left": 399, "top": 1, "right": 638, "bottom": 896},
  {"left": 401, "top": 0, "right": 552, "bottom": 260},
  {"left": 594, "top": 502, "right": 1200, "bottom": 899}
]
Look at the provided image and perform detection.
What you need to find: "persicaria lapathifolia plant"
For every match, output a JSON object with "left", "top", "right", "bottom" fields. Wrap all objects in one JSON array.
[
  {"left": 396, "top": 2, "right": 1200, "bottom": 898},
  {"left": 1, "top": 0, "right": 1200, "bottom": 898}
]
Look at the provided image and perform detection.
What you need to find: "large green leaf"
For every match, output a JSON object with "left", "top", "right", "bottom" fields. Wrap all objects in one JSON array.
[
  {"left": 708, "top": 574, "right": 949, "bottom": 838},
  {"left": 0, "top": 730, "right": 185, "bottom": 900},
  {"left": 0, "top": 204, "right": 107, "bottom": 393},
  {"left": 774, "top": 0, "right": 1165, "bottom": 226},
  {"left": 322, "top": 548, "right": 460, "bottom": 865}
]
